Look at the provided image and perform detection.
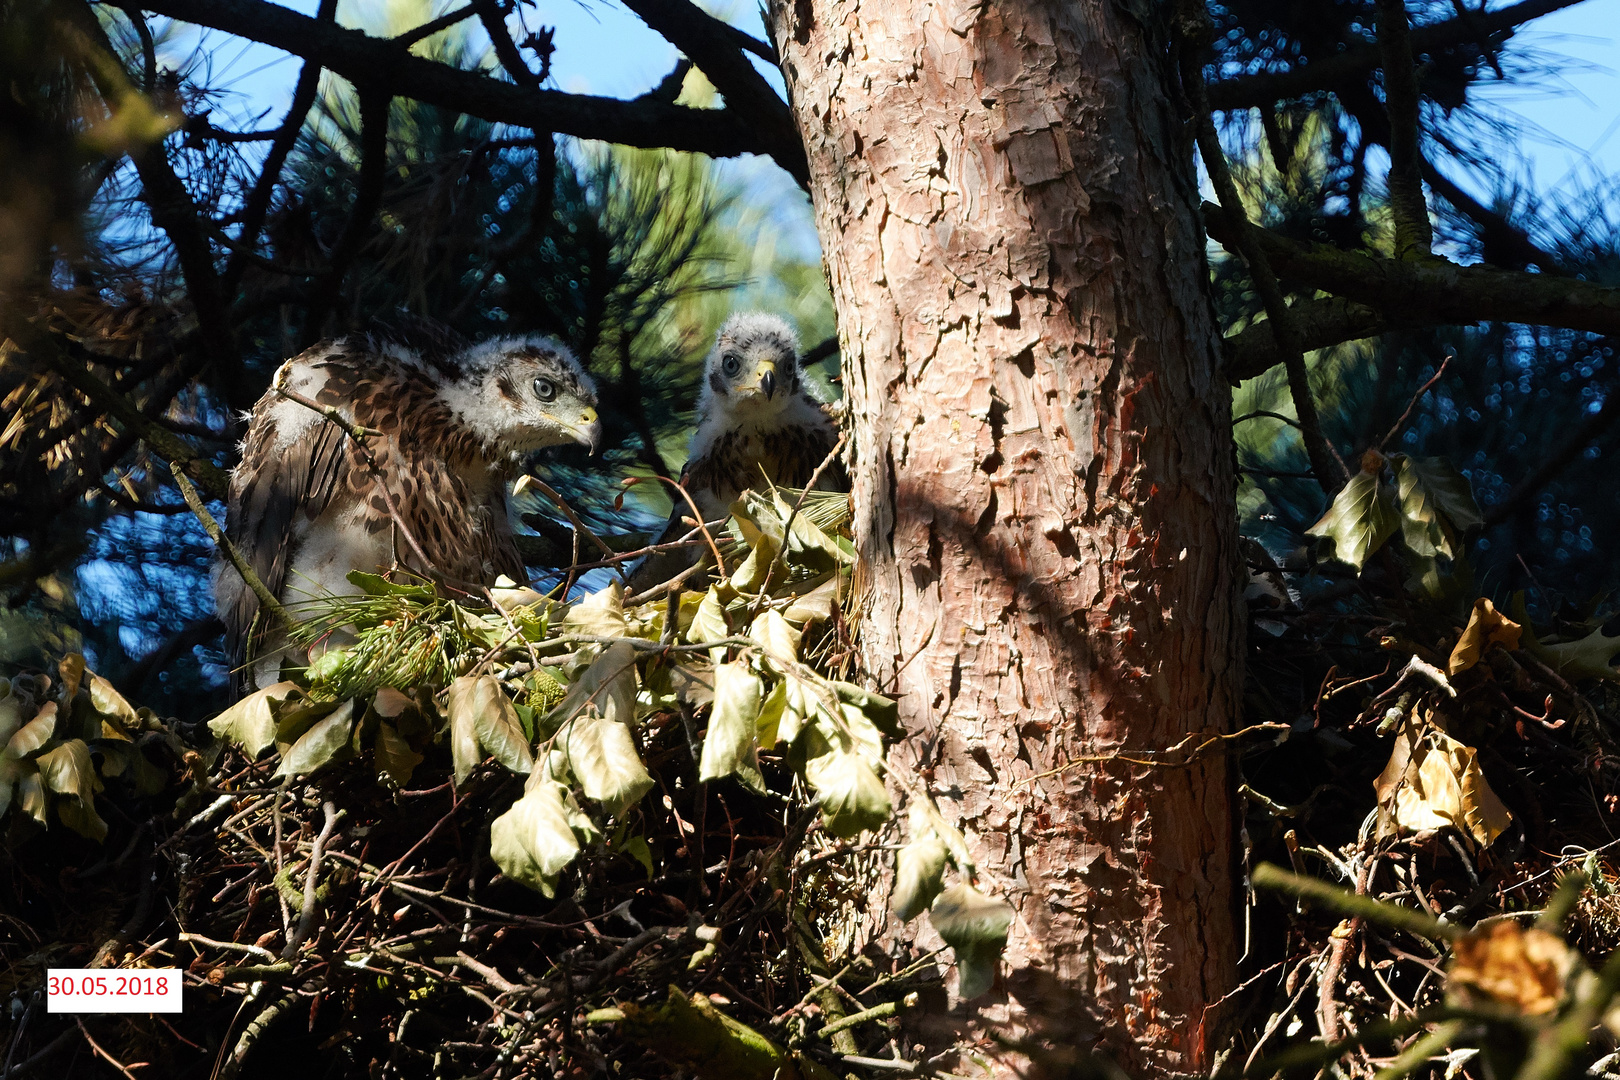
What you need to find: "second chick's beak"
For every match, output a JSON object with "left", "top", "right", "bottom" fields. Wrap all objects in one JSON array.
[
  {"left": 758, "top": 365, "right": 777, "bottom": 401},
  {"left": 574, "top": 407, "right": 602, "bottom": 456}
]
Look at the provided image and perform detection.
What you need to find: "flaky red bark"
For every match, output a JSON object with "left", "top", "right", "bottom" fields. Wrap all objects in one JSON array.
[{"left": 768, "top": 2, "right": 1241, "bottom": 1074}]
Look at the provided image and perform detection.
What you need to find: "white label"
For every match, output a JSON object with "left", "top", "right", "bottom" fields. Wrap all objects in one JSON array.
[{"left": 47, "top": 969, "right": 182, "bottom": 1013}]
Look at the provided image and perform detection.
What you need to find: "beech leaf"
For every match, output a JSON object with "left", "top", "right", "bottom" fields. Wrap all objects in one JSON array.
[
  {"left": 700, "top": 662, "right": 762, "bottom": 782},
  {"left": 803, "top": 747, "right": 891, "bottom": 837},
  {"left": 755, "top": 679, "right": 789, "bottom": 748},
  {"left": 929, "top": 883, "right": 1014, "bottom": 1000},
  {"left": 375, "top": 721, "right": 424, "bottom": 790},
  {"left": 892, "top": 809, "right": 948, "bottom": 922},
  {"left": 5, "top": 703, "right": 57, "bottom": 760},
  {"left": 1307, "top": 469, "right": 1400, "bottom": 570},
  {"left": 1374, "top": 712, "right": 1512, "bottom": 846},
  {"left": 688, "top": 587, "right": 730, "bottom": 645},
  {"left": 489, "top": 775, "right": 581, "bottom": 897},
  {"left": 275, "top": 700, "right": 356, "bottom": 777},
  {"left": 36, "top": 739, "right": 99, "bottom": 801},
  {"left": 1448, "top": 598, "right": 1522, "bottom": 675},
  {"left": 563, "top": 713, "right": 653, "bottom": 816},
  {"left": 469, "top": 675, "right": 534, "bottom": 775},
  {"left": 207, "top": 682, "right": 300, "bottom": 758},
  {"left": 562, "top": 582, "right": 630, "bottom": 639},
  {"left": 749, "top": 610, "right": 802, "bottom": 671}
]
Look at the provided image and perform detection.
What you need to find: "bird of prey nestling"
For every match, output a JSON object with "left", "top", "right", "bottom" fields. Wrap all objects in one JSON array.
[
  {"left": 629, "top": 313, "right": 843, "bottom": 590},
  {"left": 216, "top": 325, "right": 600, "bottom": 691}
]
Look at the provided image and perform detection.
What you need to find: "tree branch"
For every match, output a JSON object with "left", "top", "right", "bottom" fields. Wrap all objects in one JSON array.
[
  {"left": 1376, "top": 0, "right": 1433, "bottom": 258},
  {"left": 1205, "top": 0, "right": 1584, "bottom": 111},
  {"left": 301, "top": 87, "right": 391, "bottom": 345},
  {"left": 222, "top": 0, "right": 339, "bottom": 298},
  {"left": 1421, "top": 157, "right": 1564, "bottom": 274},
  {"left": 619, "top": 0, "right": 807, "bottom": 184},
  {"left": 1180, "top": 6, "right": 1346, "bottom": 489},
  {"left": 14, "top": 319, "right": 231, "bottom": 498},
  {"left": 1223, "top": 297, "right": 1398, "bottom": 382},
  {"left": 135, "top": 0, "right": 787, "bottom": 170},
  {"left": 1203, "top": 204, "right": 1620, "bottom": 337}
]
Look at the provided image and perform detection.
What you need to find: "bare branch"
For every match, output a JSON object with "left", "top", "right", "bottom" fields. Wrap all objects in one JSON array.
[
  {"left": 1223, "top": 298, "right": 1397, "bottom": 382},
  {"left": 1376, "top": 0, "right": 1433, "bottom": 258},
  {"left": 619, "top": 0, "right": 806, "bottom": 183},
  {"left": 1203, "top": 204, "right": 1620, "bottom": 338},
  {"left": 1205, "top": 0, "right": 1584, "bottom": 111},
  {"left": 136, "top": 0, "right": 790, "bottom": 171},
  {"left": 1179, "top": 5, "right": 1347, "bottom": 489},
  {"left": 222, "top": 0, "right": 340, "bottom": 297}
]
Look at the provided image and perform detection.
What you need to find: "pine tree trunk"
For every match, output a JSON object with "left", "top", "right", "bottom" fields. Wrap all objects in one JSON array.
[{"left": 768, "top": 2, "right": 1242, "bottom": 1073}]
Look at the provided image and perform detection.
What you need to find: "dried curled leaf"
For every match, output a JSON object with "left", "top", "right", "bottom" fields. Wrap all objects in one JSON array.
[
  {"left": 1374, "top": 713, "right": 1512, "bottom": 846},
  {"left": 929, "top": 884, "right": 1014, "bottom": 1000},
  {"left": 1448, "top": 920, "right": 1575, "bottom": 1016},
  {"left": 1307, "top": 469, "right": 1400, "bottom": 570},
  {"left": 1448, "top": 598, "right": 1522, "bottom": 675}
]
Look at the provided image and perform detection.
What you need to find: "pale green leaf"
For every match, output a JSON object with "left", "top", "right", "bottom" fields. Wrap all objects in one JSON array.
[
  {"left": 620, "top": 836, "right": 654, "bottom": 879},
  {"left": 563, "top": 714, "right": 654, "bottom": 816},
  {"left": 803, "top": 748, "right": 891, "bottom": 837},
  {"left": 275, "top": 700, "right": 356, "bottom": 777},
  {"left": 1391, "top": 454, "right": 1481, "bottom": 559},
  {"left": 447, "top": 676, "right": 485, "bottom": 787},
  {"left": 929, "top": 883, "right": 1014, "bottom": 999},
  {"left": 700, "top": 662, "right": 762, "bottom": 782},
  {"left": 207, "top": 681, "right": 300, "bottom": 758},
  {"left": 489, "top": 776, "right": 581, "bottom": 896},
  {"left": 88, "top": 674, "right": 139, "bottom": 732},
  {"left": 831, "top": 682, "right": 902, "bottom": 739},
  {"left": 772, "top": 491, "right": 852, "bottom": 568},
  {"left": 1306, "top": 470, "right": 1401, "bottom": 570},
  {"left": 749, "top": 610, "right": 802, "bottom": 671},
  {"left": 562, "top": 582, "right": 630, "bottom": 639},
  {"left": 728, "top": 531, "right": 780, "bottom": 593},
  {"left": 892, "top": 812, "right": 948, "bottom": 922},
  {"left": 545, "top": 640, "right": 640, "bottom": 734},
  {"left": 755, "top": 679, "right": 789, "bottom": 748},
  {"left": 687, "top": 587, "right": 730, "bottom": 645},
  {"left": 1539, "top": 627, "right": 1620, "bottom": 683},
  {"left": 16, "top": 769, "right": 46, "bottom": 824},
  {"left": 782, "top": 577, "right": 841, "bottom": 627},
  {"left": 56, "top": 793, "right": 108, "bottom": 842},
  {"left": 453, "top": 675, "right": 533, "bottom": 776}
]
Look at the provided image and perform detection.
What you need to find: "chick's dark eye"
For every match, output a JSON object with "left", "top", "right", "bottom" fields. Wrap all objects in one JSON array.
[
  {"left": 720, "top": 353, "right": 742, "bottom": 377},
  {"left": 532, "top": 377, "right": 556, "bottom": 403}
]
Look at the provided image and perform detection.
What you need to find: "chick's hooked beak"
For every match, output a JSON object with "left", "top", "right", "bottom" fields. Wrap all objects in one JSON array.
[
  {"left": 573, "top": 407, "right": 602, "bottom": 456},
  {"left": 758, "top": 363, "right": 777, "bottom": 401}
]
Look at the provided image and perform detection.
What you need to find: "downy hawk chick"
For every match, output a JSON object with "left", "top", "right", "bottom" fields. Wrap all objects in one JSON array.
[
  {"left": 216, "top": 326, "right": 600, "bottom": 691},
  {"left": 629, "top": 312, "right": 843, "bottom": 590}
]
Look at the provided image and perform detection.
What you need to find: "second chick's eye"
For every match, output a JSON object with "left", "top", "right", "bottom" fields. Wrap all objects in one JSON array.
[
  {"left": 533, "top": 377, "right": 557, "bottom": 402},
  {"left": 721, "top": 353, "right": 743, "bottom": 377}
]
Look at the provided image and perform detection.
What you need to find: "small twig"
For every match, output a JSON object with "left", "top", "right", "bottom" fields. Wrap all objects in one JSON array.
[
  {"left": 817, "top": 997, "right": 909, "bottom": 1041},
  {"left": 75, "top": 1019, "right": 144, "bottom": 1080},
  {"left": 282, "top": 800, "right": 340, "bottom": 959},
  {"left": 1379, "top": 354, "right": 1452, "bottom": 451},
  {"left": 172, "top": 465, "right": 292, "bottom": 630},
  {"left": 1251, "top": 863, "right": 1458, "bottom": 942},
  {"left": 1233, "top": 409, "right": 1304, "bottom": 430},
  {"left": 179, "top": 933, "right": 277, "bottom": 962},
  {"left": 218, "top": 991, "right": 299, "bottom": 1080},
  {"left": 626, "top": 475, "right": 728, "bottom": 579}
]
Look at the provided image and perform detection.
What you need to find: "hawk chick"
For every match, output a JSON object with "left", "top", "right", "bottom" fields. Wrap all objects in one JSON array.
[
  {"left": 217, "top": 327, "right": 599, "bottom": 690},
  {"left": 630, "top": 313, "right": 843, "bottom": 590}
]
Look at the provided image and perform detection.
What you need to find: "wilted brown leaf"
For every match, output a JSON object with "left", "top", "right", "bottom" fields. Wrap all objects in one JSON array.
[
  {"left": 1448, "top": 919, "right": 1574, "bottom": 1015},
  {"left": 1374, "top": 712, "right": 1513, "bottom": 846},
  {"left": 1448, "top": 598, "right": 1523, "bottom": 675}
]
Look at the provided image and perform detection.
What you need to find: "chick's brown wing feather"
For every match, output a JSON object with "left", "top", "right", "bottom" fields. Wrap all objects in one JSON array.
[{"left": 219, "top": 374, "right": 351, "bottom": 674}]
